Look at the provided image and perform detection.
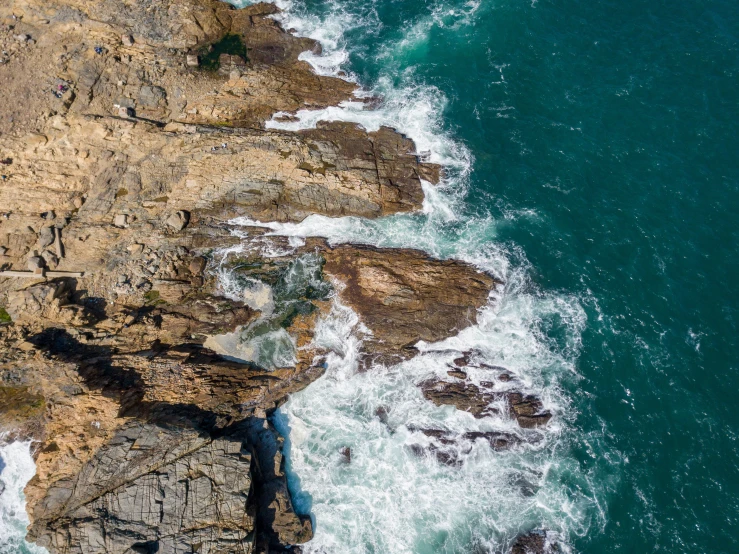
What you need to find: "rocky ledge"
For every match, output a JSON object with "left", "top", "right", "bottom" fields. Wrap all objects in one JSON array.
[{"left": 0, "top": 0, "right": 553, "bottom": 553}]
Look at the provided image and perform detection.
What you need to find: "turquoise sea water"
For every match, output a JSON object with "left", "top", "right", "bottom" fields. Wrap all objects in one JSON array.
[{"left": 251, "top": 0, "right": 738, "bottom": 552}]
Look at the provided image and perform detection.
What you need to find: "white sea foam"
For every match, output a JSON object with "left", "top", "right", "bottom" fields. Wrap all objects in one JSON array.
[
  {"left": 220, "top": 0, "right": 605, "bottom": 551},
  {"left": 0, "top": 440, "right": 48, "bottom": 554}
]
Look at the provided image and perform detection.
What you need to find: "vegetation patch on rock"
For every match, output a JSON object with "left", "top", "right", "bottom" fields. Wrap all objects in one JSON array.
[{"left": 0, "top": 306, "right": 11, "bottom": 324}]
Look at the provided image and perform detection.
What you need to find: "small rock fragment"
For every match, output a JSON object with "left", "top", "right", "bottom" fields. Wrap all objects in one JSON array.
[
  {"left": 453, "top": 352, "right": 471, "bottom": 366},
  {"left": 188, "top": 256, "right": 206, "bottom": 275},
  {"left": 41, "top": 250, "right": 59, "bottom": 268},
  {"left": 114, "top": 214, "right": 128, "bottom": 228},
  {"left": 0, "top": 246, "right": 7, "bottom": 256},
  {"left": 138, "top": 85, "right": 167, "bottom": 108},
  {"left": 27, "top": 255, "right": 44, "bottom": 271},
  {"left": 511, "top": 530, "right": 548, "bottom": 554},
  {"left": 121, "top": 34, "right": 134, "bottom": 47},
  {"left": 38, "top": 226, "right": 54, "bottom": 248},
  {"left": 127, "top": 243, "right": 144, "bottom": 255},
  {"left": 447, "top": 368, "right": 467, "bottom": 380},
  {"left": 165, "top": 210, "right": 190, "bottom": 231},
  {"left": 186, "top": 54, "right": 199, "bottom": 67}
]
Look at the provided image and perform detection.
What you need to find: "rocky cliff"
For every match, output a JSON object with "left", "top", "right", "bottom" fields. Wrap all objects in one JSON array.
[{"left": 0, "top": 1, "right": 551, "bottom": 553}]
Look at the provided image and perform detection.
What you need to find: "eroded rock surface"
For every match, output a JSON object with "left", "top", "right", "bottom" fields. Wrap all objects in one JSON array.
[
  {"left": 510, "top": 530, "right": 561, "bottom": 554},
  {"left": 322, "top": 244, "right": 496, "bottom": 365},
  {"left": 407, "top": 428, "right": 525, "bottom": 467},
  {"left": 28, "top": 423, "right": 257, "bottom": 554},
  {"left": 420, "top": 378, "right": 553, "bottom": 428}
]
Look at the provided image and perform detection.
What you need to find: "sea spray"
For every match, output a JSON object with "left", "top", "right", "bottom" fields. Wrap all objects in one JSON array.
[
  {"left": 224, "top": 0, "right": 613, "bottom": 550},
  {"left": 270, "top": 290, "right": 599, "bottom": 553},
  {"left": 0, "top": 440, "right": 47, "bottom": 554}
]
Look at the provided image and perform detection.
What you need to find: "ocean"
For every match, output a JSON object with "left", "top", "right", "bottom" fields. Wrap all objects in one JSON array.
[{"left": 2, "top": 0, "right": 738, "bottom": 552}]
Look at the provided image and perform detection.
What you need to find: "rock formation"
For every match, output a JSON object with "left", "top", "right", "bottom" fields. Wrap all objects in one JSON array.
[
  {"left": 0, "top": 0, "right": 551, "bottom": 552},
  {"left": 322, "top": 245, "right": 496, "bottom": 365}
]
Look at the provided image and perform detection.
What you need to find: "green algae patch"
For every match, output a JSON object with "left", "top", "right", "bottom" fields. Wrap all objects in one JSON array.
[
  {"left": 0, "top": 307, "right": 11, "bottom": 325},
  {"left": 0, "top": 386, "right": 45, "bottom": 422},
  {"left": 144, "top": 290, "right": 165, "bottom": 306}
]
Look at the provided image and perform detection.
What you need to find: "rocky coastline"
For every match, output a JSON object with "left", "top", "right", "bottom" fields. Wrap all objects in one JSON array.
[{"left": 0, "top": 1, "right": 555, "bottom": 552}]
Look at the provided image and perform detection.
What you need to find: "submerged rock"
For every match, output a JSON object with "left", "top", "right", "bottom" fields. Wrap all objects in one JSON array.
[
  {"left": 511, "top": 530, "right": 561, "bottom": 554},
  {"left": 420, "top": 378, "right": 553, "bottom": 428},
  {"left": 408, "top": 428, "right": 526, "bottom": 467}
]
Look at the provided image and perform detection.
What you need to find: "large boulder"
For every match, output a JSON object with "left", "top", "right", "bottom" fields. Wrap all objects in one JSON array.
[{"left": 321, "top": 244, "right": 496, "bottom": 365}]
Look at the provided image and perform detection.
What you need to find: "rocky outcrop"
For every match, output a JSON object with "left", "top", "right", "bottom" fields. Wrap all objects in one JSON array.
[
  {"left": 510, "top": 530, "right": 561, "bottom": 554},
  {"left": 28, "top": 423, "right": 257, "bottom": 554},
  {"left": 408, "top": 428, "right": 524, "bottom": 467},
  {"left": 420, "top": 378, "right": 553, "bottom": 428},
  {"left": 245, "top": 418, "right": 313, "bottom": 550},
  {"left": 321, "top": 244, "right": 496, "bottom": 365}
]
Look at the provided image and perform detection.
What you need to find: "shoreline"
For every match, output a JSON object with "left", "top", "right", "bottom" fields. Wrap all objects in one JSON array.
[{"left": 0, "top": 1, "right": 560, "bottom": 552}]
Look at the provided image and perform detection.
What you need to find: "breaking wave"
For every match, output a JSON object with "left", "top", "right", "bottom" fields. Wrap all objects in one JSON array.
[
  {"left": 0, "top": 440, "right": 47, "bottom": 554},
  {"left": 225, "top": 0, "right": 615, "bottom": 551}
]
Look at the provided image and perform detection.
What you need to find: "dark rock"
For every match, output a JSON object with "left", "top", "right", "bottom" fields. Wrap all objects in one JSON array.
[
  {"left": 375, "top": 405, "right": 389, "bottom": 425},
  {"left": 407, "top": 428, "right": 525, "bottom": 467},
  {"left": 419, "top": 379, "right": 552, "bottom": 429},
  {"left": 453, "top": 353, "right": 471, "bottom": 366},
  {"left": 420, "top": 379, "right": 552, "bottom": 428},
  {"left": 463, "top": 431, "right": 524, "bottom": 451},
  {"left": 420, "top": 379, "right": 497, "bottom": 418},
  {"left": 511, "top": 530, "right": 554, "bottom": 554},
  {"left": 508, "top": 393, "right": 552, "bottom": 429},
  {"left": 245, "top": 418, "right": 313, "bottom": 549},
  {"left": 447, "top": 368, "right": 467, "bottom": 379},
  {"left": 339, "top": 446, "right": 351, "bottom": 463}
]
